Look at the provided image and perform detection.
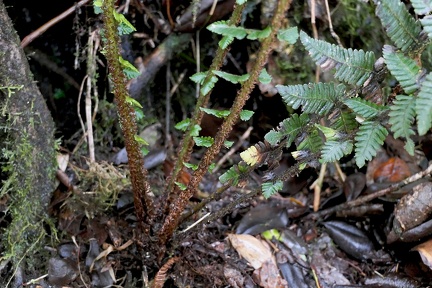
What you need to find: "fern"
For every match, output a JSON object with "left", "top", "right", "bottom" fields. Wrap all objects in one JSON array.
[
  {"left": 354, "top": 121, "right": 388, "bottom": 167},
  {"left": 373, "top": 0, "right": 422, "bottom": 52},
  {"left": 297, "top": 129, "right": 323, "bottom": 153},
  {"left": 276, "top": 82, "right": 345, "bottom": 115},
  {"left": 421, "top": 16, "right": 432, "bottom": 39},
  {"left": 265, "top": 113, "right": 309, "bottom": 147},
  {"left": 383, "top": 45, "right": 424, "bottom": 94},
  {"left": 411, "top": 0, "right": 432, "bottom": 15},
  {"left": 300, "top": 31, "right": 375, "bottom": 86},
  {"left": 416, "top": 73, "right": 432, "bottom": 135},
  {"left": 331, "top": 111, "right": 358, "bottom": 133},
  {"left": 320, "top": 140, "right": 353, "bottom": 163},
  {"left": 344, "top": 98, "right": 388, "bottom": 119},
  {"left": 389, "top": 95, "right": 416, "bottom": 155},
  {"left": 280, "top": 113, "right": 310, "bottom": 147},
  {"left": 262, "top": 180, "right": 284, "bottom": 198}
]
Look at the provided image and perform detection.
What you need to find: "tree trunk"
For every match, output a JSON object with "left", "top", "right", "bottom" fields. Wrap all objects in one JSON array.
[{"left": 0, "top": 1, "right": 56, "bottom": 285}]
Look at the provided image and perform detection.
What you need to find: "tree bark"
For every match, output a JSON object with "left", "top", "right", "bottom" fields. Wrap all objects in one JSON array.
[{"left": 0, "top": 1, "right": 56, "bottom": 285}]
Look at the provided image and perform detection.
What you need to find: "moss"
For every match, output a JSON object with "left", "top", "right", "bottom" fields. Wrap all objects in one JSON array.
[{"left": 0, "top": 133, "right": 56, "bottom": 281}]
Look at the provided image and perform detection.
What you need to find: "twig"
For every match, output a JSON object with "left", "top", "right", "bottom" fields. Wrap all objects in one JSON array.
[
  {"left": 77, "top": 75, "right": 89, "bottom": 146},
  {"left": 324, "top": 0, "right": 343, "bottom": 47},
  {"left": 166, "top": 62, "right": 171, "bottom": 149},
  {"left": 86, "top": 29, "right": 97, "bottom": 162},
  {"left": 307, "top": 162, "right": 432, "bottom": 220},
  {"left": 21, "top": 0, "right": 90, "bottom": 47},
  {"left": 25, "top": 48, "right": 81, "bottom": 90},
  {"left": 310, "top": 163, "right": 326, "bottom": 212}
]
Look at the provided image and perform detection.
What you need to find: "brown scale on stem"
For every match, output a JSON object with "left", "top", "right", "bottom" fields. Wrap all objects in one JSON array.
[
  {"left": 158, "top": 0, "right": 293, "bottom": 246},
  {"left": 101, "top": 0, "right": 154, "bottom": 232}
]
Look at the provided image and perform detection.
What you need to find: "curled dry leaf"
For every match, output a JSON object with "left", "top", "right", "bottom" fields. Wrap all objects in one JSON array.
[
  {"left": 276, "top": 249, "right": 309, "bottom": 288},
  {"left": 228, "top": 234, "right": 275, "bottom": 269},
  {"left": 388, "top": 218, "right": 432, "bottom": 243},
  {"left": 253, "top": 260, "right": 287, "bottom": 288},
  {"left": 235, "top": 204, "right": 289, "bottom": 235},
  {"left": 392, "top": 182, "right": 432, "bottom": 235},
  {"left": 412, "top": 238, "right": 432, "bottom": 270},
  {"left": 323, "top": 221, "right": 375, "bottom": 261},
  {"left": 364, "top": 273, "right": 419, "bottom": 288},
  {"left": 373, "top": 157, "right": 411, "bottom": 183},
  {"left": 48, "top": 257, "right": 78, "bottom": 286},
  {"left": 343, "top": 172, "right": 366, "bottom": 201}
]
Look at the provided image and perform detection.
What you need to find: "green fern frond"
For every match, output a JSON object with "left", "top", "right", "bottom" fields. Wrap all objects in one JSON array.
[
  {"left": 416, "top": 73, "right": 432, "bottom": 135},
  {"left": 273, "top": 113, "right": 310, "bottom": 147},
  {"left": 383, "top": 45, "right": 423, "bottom": 94},
  {"left": 264, "top": 114, "right": 310, "bottom": 147},
  {"left": 421, "top": 16, "right": 432, "bottom": 39},
  {"left": 374, "top": 0, "right": 422, "bottom": 52},
  {"left": 276, "top": 82, "right": 345, "bottom": 115},
  {"left": 320, "top": 140, "right": 353, "bottom": 163},
  {"left": 297, "top": 129, "right": 323, "bottom": 153},
  {"left": 262, "top": 180, "right": 284, "bottom": 198},
  {"left": 300, "top": 31, "right": 375, "bottom": 86},
  {"left": 354, "top": 121, "right": 388, "bottom": 167},
  {"left": 344, "top": 98, "right": 388, "bottom": 119},
  {"left": 411, "top": 0, "right": 432, "bottom": 15},
  {"left": 331, "top": 111, "right": 358, "bottom": 133},
  {"left": 389, "top": 95, "right": 416, "bottom": 155}
]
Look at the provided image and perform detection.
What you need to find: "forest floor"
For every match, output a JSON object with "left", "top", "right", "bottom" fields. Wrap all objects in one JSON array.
[{"left": 2, "top": 0, "right": 432, "bottom": 287}]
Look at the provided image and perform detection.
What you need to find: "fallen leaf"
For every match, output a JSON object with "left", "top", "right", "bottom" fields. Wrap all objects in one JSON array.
[
  {"left": 412, "top": 238, "right": 432, "bottom": 270},
  {"left": 373, "top": 157, "right": 411, "bottom": 183},
  {"left": 228, "top": 234, "right": 275, "bottom": 269}
]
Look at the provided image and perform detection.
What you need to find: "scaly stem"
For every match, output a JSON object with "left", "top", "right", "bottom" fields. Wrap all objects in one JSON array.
[
  {"left": 101, "top": 0, "right": 154, "bottom": 231},
  {"left": 159, "top": 0, "right": 293, "bottom": 245},
  {"left": 164, "top": 3, "right": 245, "bottom": 198}
]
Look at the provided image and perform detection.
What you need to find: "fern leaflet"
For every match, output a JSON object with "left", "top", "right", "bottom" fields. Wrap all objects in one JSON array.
[
  {"left": 421, "top": 16, "right": 432, "bottom": 39},
  {"left": 383, "top": 45, "right": 423, "bottom": 94},
  {"left": 344, "top": 98, "right": 388, "bottom": 119},
  {"left": 331, "top": 111, "right": 358, "bottom": 133},
  {"left": 389, "top": 95, "right": 416, "bottom": 155},
  {"left": 262, "top": 180, "right": 284, "bottom": 198},
  {"left": 354, "top": 121, "right": 388, "bottom": 167},
  {"left": 277, "top": 82, "right": 345, "bottom": 115},
  {"left": 300, "top": 31, "right": 375, "bottom": 86},
  {"left": 411, "top": 0, "right": 432, "bottom": 15},
  {"left": 416, "top": 73, "right": 432, "bottom": 135},
  {"left": 297, "top": 129, "right": 323, "bottom": 153},
  {"left": 374, "top": 0, "right": 422, "bottom": 52},
  {"left": 320, "top": 140, "right": 353, "bottom": 163},
  {"left": 265, "top": 113, "right": 309, "bottom": 147}
]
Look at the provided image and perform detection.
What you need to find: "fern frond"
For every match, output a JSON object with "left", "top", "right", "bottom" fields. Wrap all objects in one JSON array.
[
  {"left": 297, "top": 129, "right": 323, "bottom": 153},
  {"left": 374, "top": 0, "right": 422, "bottom": 52},
  {"left": 354, "top": 121, "right": 388, "bottom": 167},
  {"left": 421, "top": 16, "right": 432, "bottom": 39},
  {"left": 331, "top": 111, "right": 358, "bottom": 133},
  {"left": 276, "top": 82, "right": 345, "bottom": 115},
  {"left": 270, "top": 114, "right": 309, "bottom": 147},
  {"left": 262, "top": 180, "right": 284, "bottom": 198},
  {"left": 300, "top": 31, "right": 375, "bottom": 86},
  {"left": 389, "top": 95, "right": 416, "bottom": 155},
  {"left": 344, "top": 98, "right": 388, "bottom": 119},
  {"left": 411, "top": 0, "right": 432, "bottom": 15},
  {"left": 383, "top": 45, "right": 423, "bottom": 94},
  {"left": 320, "top": 140, "right": 353, "bottom": 163},
  {"left": 416, "top": 73, "right": 432, "bottom": 135}
]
